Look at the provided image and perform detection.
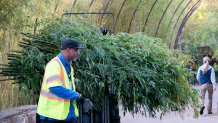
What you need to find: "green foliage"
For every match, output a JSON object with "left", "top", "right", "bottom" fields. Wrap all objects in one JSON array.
[
  {"left": 0, "top": 18, "right": 198, "bottom": 117},
  {"left": 184, "top": 0, "right": 218, "bottom": 59}
]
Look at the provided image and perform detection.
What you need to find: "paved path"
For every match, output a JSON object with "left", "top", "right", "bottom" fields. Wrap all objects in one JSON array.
[{"left": 120, "top": 85, "right": 218, "bottom": 123}]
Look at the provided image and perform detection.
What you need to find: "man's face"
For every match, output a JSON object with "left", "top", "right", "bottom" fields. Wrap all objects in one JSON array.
[{"left": 67, "top": 48, "right": 80, "bottom": 61}]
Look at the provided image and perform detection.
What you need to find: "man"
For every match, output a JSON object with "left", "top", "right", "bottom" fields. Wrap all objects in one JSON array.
[
  {"left": 37, "top": 38, "right": 93, "bottom": 123},
  {"left": 196, "top": 56, "right": 216, "bottom": 115}
]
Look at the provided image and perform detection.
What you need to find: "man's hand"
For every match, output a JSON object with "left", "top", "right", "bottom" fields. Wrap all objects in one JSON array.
[
  {"left": 77, "top": 95, "right": 85, "bottom": 102},
  {"left": 203, "top": 61, "right": 209, "bottom": 74},
  {"left": 77, "top": 95, "right": 93, "bottom": 112},
  {"left": 213, "top": 85, "right": 216, "bottom": 91},
  {"left": 82, "top": 98, "right": 93, "bottom": 113}
]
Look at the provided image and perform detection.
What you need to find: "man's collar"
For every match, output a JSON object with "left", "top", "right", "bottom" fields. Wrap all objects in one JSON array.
[{"left": 58, "top": 53, "right": 70, "bottom": 65}]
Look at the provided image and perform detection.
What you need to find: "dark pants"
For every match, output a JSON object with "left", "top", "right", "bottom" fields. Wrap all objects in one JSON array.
[
  {"left": 36, "top": 113, "right": 77, "bottom": 123},
  {"left": 38, "top": 120, "right": 76, "bottom": 123}
]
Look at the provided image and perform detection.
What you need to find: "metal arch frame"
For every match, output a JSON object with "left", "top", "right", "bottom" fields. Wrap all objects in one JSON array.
[
  {"left": 70, "top": 0, "right": 201, "bottom": 42},
  {"left": 99, "top": 0, "right": 113, "bottom": 26},
  {"left": 89, "top": 0, "right": 95, "bottom": 8},
  {"left": 142, "top": 0, "right": 158, "bottom": 32},
  {"left": 155, "top": 0, "right": 174, "bottom": 37},
  {"left": 128, "top": 0, "right": 142, "bottom": 33},
  {"left": 173, "top": 0, "right": 192, "bottom": 30},
  {"left": 62, "top": 12, "right": 115, "bottom": 34},
  {"left": 169, "top": 0, "right": 192, "bottom": 48},
  {"left": 166, "top": 0, "right": 184, "bottom": 46},
  {"left": 115, "top": 0, "right": 127, "bottom": 30},
  {"left": 168, "top": 0, "right": 184, "bottom": 28},
  {"left": 72, "top": 0, "right": 78, "bottom": 8},
  {"left": 173, "top": 0, "right": 201, "bottom": 49}
]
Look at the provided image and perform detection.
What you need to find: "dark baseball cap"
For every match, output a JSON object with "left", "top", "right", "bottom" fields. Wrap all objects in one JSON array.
[{"left": 61, "top": 38, "right": 84, "bottom": 50}]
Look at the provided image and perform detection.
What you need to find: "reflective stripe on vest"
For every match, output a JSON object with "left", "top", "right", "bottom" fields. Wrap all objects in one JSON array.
[
  {"left": 46, "top": 75, "right": 61, "bottom": 84},
  {"left": 40, "top": 89, "right": 70, "bottom": 102},
  {"left": 40, "top": 58, "right": 66, "bottom": 100},
  {"left": 37, "top": 57, "right": 79, "bottom": 119},
  {"left": 54, "top": 58, "right": 66, "bottom": 87}
]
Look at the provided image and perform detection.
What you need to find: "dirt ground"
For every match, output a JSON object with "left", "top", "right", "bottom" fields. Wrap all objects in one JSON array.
[{"left": 120, "top": 85, "right": 218, "bottom": 123}]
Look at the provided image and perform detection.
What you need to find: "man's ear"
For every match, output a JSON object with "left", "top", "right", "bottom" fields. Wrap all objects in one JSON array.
[{"left": 66, "top": 48, "right": 70, "bottom": 51}]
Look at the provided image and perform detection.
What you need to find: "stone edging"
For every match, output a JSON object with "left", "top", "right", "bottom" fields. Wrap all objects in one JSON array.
[{"left": 0, "top": 105, "right": 37, "bottom": 123}]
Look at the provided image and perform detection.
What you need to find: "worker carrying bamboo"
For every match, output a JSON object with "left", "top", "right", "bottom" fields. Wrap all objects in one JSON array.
[
  {"left": 196, "top": 56, "right": 216, "bottom": 115},
  {"left": 37, "top": 38, "right": 93, "bottom": 123}
]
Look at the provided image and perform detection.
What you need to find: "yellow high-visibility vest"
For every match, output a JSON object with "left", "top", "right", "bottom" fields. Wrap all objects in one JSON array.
[{"left": 37, "top": 57, "right": 78, "bottom": 120}]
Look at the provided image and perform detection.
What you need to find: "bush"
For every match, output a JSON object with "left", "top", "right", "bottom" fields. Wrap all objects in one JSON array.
[{"left": 0, "top": 18, "right": 198, "bottom": 117}]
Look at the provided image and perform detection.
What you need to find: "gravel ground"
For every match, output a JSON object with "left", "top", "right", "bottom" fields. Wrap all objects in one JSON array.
[{"left": 120, "top": 85, "right": 218, "bottom": 123}]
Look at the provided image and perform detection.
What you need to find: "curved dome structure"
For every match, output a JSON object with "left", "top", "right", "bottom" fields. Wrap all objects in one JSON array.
[{"left": 63, "top": 0, "right": 201, "bottom": 49}]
